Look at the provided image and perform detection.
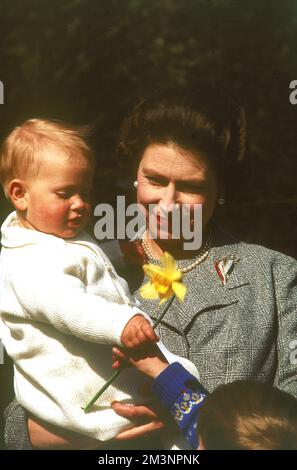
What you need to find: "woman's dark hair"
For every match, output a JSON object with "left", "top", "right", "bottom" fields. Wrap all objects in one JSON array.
[
  {"left": 198, "top": 380, "right": 297, "bottom": 450},
  {"left": 118, "top": 84, "right": 247, "bottom": 188}
]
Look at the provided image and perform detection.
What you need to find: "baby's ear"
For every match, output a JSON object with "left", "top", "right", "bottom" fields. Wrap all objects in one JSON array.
[{"left": 7, "top": 179, "right": 28, "bottom": 211}]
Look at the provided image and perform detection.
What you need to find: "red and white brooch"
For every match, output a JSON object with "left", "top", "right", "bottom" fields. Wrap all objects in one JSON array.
[{"left": 215, "top": 256, "right": 238, "bottom": 285}]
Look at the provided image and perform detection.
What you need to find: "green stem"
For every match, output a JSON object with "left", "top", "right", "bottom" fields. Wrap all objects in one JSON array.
[
  {"left": 83, "top": 367, "right": 123, "bottom": 413},
  {"left": 152, "top": 294, "right": 175, "bottom": 329},
  {"left": 83, "top": 295, "right": 176, "bottom": 413}
]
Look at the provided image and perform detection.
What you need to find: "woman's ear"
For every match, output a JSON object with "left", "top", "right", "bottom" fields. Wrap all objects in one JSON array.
[{"left": 7, "top": 179, "right": 28, "bottom": 211}]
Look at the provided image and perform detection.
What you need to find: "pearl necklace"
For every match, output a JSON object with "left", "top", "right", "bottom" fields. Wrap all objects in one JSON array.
[{"left": 140, "top": 230, "right": 213, "bottom": 273}]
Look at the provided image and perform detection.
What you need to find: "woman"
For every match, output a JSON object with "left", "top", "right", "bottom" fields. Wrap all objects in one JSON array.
[{"left": 4, "top": 85, "right": 297, "bottom": 449}]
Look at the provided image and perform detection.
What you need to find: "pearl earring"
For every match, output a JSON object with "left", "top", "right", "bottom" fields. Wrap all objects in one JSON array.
[
  {"left": 218, "top": 195, "right": 225, "bottom": 205},
  {"left": 133, "top": 181, "right": 138, "bottom": 188}
]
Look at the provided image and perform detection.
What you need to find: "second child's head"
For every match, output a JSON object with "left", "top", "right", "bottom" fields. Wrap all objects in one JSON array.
[
  {"left": 198, "top": 381, "right": 297, "bottom": 450},
  {"left": 0, "top": 119, "right": 95, "bottom": 239}
]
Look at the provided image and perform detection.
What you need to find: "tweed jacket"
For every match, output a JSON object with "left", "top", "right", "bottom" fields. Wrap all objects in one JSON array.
[{"left": 103, "top": 227, "right": 297, "bottom": 397}]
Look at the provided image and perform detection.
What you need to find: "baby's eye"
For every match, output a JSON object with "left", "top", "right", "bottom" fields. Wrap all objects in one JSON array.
[{"left": 55, "top": 191, "right": 71, "bottom": 199}]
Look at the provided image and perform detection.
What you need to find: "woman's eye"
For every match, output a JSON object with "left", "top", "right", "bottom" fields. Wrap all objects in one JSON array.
[
  {"left": 178, "top": 184, "right": 205, "bottom": 194},
  {"left": 147, "top": 177, "right": 167, "bottom": 186}
]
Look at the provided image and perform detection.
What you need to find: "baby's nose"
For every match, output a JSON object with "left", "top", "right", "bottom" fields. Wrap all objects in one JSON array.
[{"left": 71, "top": 196, "right": 86, "bottom": 212}]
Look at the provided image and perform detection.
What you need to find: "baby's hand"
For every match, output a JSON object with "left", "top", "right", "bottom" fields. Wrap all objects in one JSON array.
[
  {"left": 121, "top": 314, "right": 159, "bottom": 349},
  {"left": 112, "top": 344, "right": 169, "bottom": 379}
]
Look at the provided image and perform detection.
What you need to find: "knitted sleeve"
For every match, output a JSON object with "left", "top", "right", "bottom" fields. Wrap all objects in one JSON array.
[
  {"left": 151, "top": 362, "right": 208, "bottom": 449},
  {"left": 1, "top": 243, "right": 141, "bottom": 345}
]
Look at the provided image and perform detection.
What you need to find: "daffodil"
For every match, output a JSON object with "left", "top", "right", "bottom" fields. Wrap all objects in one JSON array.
[{"left": 140, "top": 252, "right": 187, "bottom": 304}]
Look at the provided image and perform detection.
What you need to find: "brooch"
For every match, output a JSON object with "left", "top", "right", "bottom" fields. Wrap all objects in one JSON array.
[{"left": 215, "top": 255, "right": 238, "bottom": 285}]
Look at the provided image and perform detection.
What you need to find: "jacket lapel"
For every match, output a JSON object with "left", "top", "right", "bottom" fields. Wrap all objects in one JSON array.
[{"left": 153, "top": 241, "right": 250, "bottom": 333}]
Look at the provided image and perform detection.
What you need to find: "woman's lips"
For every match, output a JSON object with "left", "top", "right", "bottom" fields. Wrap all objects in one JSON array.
[
  {"left": 156, "top": 213, "right": 179, "bottom": 227},
  {"left": 151, "top": 211, "right": 194, "bottom": 236},
  {"left": 154, "top": 215, "right": 175, "bottom": 235}
]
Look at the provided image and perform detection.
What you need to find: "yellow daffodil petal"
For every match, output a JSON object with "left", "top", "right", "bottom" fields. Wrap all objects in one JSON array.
[
  {"left": 170, "top": 270, "right": 183, "bottom": 282},
  {"left": 172, "top": 281, "right": 187, "bottom": 302},
  {"left": 141, "top": 252, "right": 187, "bottom": 304},
  {"left": 140, "top": 282, "right": 159, "bottom": 299},
  {"left": 143, "top": 263, "right": 164, "bottom": 278},
  {"left": 156, "top": 283, "right": 170, "bottom": 295},
  {"left": 160, "top": 251, "right": 177, "bottom": 274},
  {"left": 159, "top": 291, "right": 173, "bottom": 305}
]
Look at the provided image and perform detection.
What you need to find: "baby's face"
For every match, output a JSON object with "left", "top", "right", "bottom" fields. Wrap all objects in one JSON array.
[{"left": 23, "top": 146, "right": 94, "bottom": 238}]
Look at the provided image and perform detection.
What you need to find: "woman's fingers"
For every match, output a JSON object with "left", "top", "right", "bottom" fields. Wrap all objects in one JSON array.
[
  {"left": 111, "top": 401, "right": 159, "bottom": 420},
  {"left": 112, "top": 399, "right": 165, "bottom": 442},
  {"left": 111, "top": 402, "right": 174, "bottom": 441},
  {"left": 113, "top": 419, "right": 164, "bottom": 441}
]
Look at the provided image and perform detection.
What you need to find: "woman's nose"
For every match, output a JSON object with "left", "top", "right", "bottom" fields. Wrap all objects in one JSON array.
[{"left": 160, "top": 182, "right": 177, "bottom": 208}]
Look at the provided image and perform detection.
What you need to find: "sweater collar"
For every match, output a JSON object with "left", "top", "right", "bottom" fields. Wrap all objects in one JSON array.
[
  {"left": 1, "top": 211, "right": 100, "bottom": 252},
  {"left": 1, "top": 211, "right": 63, "bottom": 248}
]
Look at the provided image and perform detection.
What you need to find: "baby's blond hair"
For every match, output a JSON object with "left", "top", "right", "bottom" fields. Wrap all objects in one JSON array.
[{"left": 0, "top": 119, "right": 94, "bottom": 195}]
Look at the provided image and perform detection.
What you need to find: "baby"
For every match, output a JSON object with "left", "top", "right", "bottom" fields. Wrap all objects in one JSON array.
[{"left": 0, "top": 119, "right": 198, "bottom": 445}]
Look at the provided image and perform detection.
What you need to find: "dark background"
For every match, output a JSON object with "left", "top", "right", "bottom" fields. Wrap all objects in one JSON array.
[{"left": 0, "top": 0, "right": 297, "bottom": 447}]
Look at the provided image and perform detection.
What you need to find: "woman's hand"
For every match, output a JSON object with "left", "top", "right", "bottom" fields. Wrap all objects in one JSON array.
[
  {"left": 111, "top": 401, "right": 169, "bottom": 441},
  {"left": 28, "top": 405, "right": 170, "bottom": 447}
]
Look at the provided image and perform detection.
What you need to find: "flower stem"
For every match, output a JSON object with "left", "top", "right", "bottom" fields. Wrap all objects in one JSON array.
[
  {"left": 83, "top": 367, "right": 123, "bottom": 413},
  {"left": 83, "top": 295, "right": 175, "bottom": 413},
  {"left": 152, "top": 295, "right": 175, "bottom": 329}
]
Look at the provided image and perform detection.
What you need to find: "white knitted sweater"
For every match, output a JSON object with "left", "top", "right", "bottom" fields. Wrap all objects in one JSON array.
[{"left": 0, "top": 212, "right": 199, "bottom": 444}]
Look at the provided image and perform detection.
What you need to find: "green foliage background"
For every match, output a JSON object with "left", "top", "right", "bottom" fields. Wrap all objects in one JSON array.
[{"left": 0, "top": 0, "right": 296, "bottom": 255}]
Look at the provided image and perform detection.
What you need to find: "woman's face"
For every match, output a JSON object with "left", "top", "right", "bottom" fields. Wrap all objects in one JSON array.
[{"left": 137, "top": 143, "right": 218, "bottom": 245}]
